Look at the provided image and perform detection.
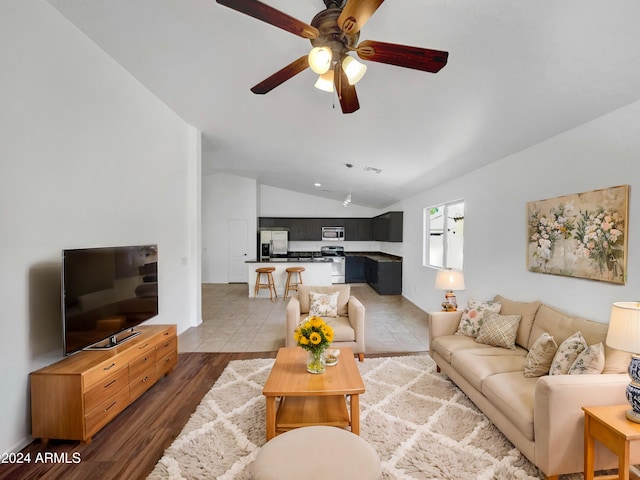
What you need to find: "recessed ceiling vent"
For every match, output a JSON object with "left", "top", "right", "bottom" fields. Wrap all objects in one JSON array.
[{"left": 364, "top": 166, "right": 382, "bottom": 174}]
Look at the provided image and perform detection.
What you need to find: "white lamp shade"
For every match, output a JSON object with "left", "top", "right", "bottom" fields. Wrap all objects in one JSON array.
[
  {"left": 342, "top": 55, "right": 367, "bottom": 85},
  {"left": 314, "top": 70, "right": 334, "bottom": 92},
  {"left": 434, "top": 270, "right": 465, "bottom": 291},
  {"left": 606, "top": 302, "right": 640, "bottom": 353},
  {"left": 308, "top": 46, "right": 332, "bottom": 74}
]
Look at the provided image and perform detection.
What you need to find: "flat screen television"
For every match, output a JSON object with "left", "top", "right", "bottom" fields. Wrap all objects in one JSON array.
[{"left": 62, "top": 244, "right": 158, "bottom": 356}]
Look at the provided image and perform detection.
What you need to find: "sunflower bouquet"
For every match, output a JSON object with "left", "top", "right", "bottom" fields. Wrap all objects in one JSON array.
[{"left": 294, "top": 316, "right": 334, "bottom": 373}]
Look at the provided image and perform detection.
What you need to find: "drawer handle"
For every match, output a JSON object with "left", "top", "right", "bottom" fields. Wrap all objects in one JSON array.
[
  {"left": 142, "top": 357, "right": 148, "bottom": 362},
  {"left": 103, "top": 363, "right": 116, "bottom": 371},
  {"left": 164, "top": 357, "right": 172, "bottom": 364},
  {"left": 104, "top": 401, "right": 117, "bottom": 412},
  {"left": 103, "top": 379, "right": 117, "bottom": 389},
  {"left": 164, "top": 332, "right": 170, "bottom": 336},
  {"left": 138, "top": 343, "right": 149, "bottom": 350},
  {"left": 163, "top": 342, "right": 170, "bottom": 348},
  {"left": 142, "top": 376, "right": 149, "bottom": 383}
]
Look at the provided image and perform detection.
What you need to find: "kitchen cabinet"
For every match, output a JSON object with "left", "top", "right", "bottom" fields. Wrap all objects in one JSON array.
[
  {"left": 259, "top": 217, "right": 375, "bottom": 242},
  {"left": 372, "top": 211, "right": 403, "bottom": 242},
  {"left": 345, "top": 255, "right": 366, "bottom": 283},
  {"left": 363, "top": 255, "right": 402, "bottom": 295}
]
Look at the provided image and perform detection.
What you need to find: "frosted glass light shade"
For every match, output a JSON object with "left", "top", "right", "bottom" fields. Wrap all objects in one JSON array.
[
  {"left": 314, "top": 70, "right": 334, "bottom": 92},
  {"left": 342, "top": 55, "right": 367, "bottom": 85},
  {"left": 308, "top": 46, "right": 332, "bottom": 74}
]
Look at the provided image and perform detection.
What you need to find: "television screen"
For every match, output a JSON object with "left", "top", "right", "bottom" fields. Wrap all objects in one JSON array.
[{"left": 62, "top": 245, "right": 158, "bottom": 355}]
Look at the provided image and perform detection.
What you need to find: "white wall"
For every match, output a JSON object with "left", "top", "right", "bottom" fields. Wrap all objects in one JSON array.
[
  {"left": 397, "top": 101, "right": 640, "bottom": 323},
  {"left": 0, "top": 1, "right": 200, "bottom": 453},
  {"left": 202, "top": 173, "right": 257, "bottom": 283}
]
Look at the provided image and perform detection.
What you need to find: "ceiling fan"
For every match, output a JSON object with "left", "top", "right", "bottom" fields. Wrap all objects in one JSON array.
[{"left": 216, "top": 0, "right": 449, "bottom": 114}]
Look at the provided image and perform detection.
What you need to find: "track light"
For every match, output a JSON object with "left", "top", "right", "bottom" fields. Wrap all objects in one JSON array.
[
  {"left": 342, "top": 55, "right": 367, "bottom": 85},
  {"left": 314, "top": 70, "right": 334, "bottom": 92},
  {"left": 308, "top": 46, "right": 332, "bottom": 74},
  {"left": 342, "top": 192, "right": 352, "bottom": 207}
]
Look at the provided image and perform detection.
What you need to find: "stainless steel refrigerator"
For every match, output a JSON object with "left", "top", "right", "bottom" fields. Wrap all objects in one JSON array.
[{"left": 259, "top": 230, "right": 288, "bottom": 260}]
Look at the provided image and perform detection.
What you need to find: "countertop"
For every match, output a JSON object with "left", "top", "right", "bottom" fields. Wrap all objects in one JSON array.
[
  {"left": 345, "top": 252, "right": 403, "bottom": 262},
  {"left": 245, "top": 257, "right": 332, "bottom": 264},
  {"left": 245, "top": 251, "right": 402, "bottom": 264}
]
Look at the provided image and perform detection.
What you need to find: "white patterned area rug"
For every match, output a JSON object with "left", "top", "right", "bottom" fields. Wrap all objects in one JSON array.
[{"left": 147, "top": 355, "right": 581, "bottom": 480}]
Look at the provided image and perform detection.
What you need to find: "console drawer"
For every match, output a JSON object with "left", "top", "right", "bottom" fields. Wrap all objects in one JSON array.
[
  {"left": 130, "top": 350, "right": 157, "bottom": 401},
  {"left": 84, "top": 366, "right": 129, "bottom": 414},
  {"left": 84, "top": 387, "right": 129, "bottom": 438}
]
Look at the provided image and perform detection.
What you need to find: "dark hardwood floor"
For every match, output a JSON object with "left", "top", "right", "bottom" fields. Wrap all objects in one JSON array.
[{"left": 0, "top": 352, "right": 276, "bottom": 480}]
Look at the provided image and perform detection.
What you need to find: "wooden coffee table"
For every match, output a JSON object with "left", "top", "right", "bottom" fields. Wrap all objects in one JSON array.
[{"left": 262, "top": 347, "right": 365, "bottom": 441}]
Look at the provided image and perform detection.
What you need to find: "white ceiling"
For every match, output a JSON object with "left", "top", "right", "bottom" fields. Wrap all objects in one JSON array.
[{"left": 47, "top": 0, "right": 640, "bottom": 209}]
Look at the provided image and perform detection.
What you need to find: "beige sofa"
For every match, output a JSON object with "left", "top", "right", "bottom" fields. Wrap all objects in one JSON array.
[
  {"left": 428, "top": 295, "right": 639, "bottom": 479},
  {"left": 286, "top": 285, "right": 365, "bottom": 361}
]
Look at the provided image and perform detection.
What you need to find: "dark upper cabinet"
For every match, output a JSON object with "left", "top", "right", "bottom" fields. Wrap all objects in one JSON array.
[
  {"left": 372, "top": 211, "right": 403, "bottom": 242},
  {"left": 258, "top": 212, "right": 400, "bottom": 242}
]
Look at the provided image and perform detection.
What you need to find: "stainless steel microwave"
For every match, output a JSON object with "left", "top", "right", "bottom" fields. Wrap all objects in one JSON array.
[{"left": 322, "top": 226, "right": 345, "bottom": 241}]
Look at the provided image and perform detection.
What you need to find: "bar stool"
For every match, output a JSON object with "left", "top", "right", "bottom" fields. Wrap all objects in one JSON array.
[
  {"left": 254, "top": 267, "right": 277, "bottom": 301},
  {"left": 284, "top": 266, "right": 305, "bottom": 298}
]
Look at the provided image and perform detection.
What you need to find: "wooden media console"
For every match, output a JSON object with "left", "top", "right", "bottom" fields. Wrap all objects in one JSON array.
[{"left": 30, "top": 324, "right": 177, "bottom": 443}]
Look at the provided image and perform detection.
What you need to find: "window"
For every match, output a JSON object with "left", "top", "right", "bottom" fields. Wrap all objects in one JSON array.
[{"left": 423, "top": 200, "right": 464, "bottom": 269}]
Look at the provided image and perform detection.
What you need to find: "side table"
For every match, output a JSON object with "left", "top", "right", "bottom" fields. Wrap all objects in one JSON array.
[{"left": 583, "top": 405, "right": 640, "bottom": 480}]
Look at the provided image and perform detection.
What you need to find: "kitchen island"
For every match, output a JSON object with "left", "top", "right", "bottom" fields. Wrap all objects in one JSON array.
[{"left": 245, "top": 258, "right": 332, "bottom": 298}]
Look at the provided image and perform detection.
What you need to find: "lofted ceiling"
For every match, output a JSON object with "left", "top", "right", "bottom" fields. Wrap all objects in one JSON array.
[{"left": 47, "top": 0, "right": 640, "bottom": 209}]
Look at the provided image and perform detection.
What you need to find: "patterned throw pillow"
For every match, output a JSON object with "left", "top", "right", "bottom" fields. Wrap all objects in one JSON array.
[
  {"left": 475, "top": 312, "right": 522, "bottom": 350},
  {"left": 455, "top": 299, "right": 502, "bottom": 338},
  {"left": 549, "top": 332, "right": 587, "bottom": 375},
  {"left": 568, "top": 342, "right": 605, "bottom": 375},
  {"left": 309, "top": 291, "right": 340, "bottom": 317},
  {"left": 524, "top": 333, "right": 558, "bottom": 378}
]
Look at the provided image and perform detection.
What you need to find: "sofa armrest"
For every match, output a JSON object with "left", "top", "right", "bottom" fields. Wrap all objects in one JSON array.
[
  {"left": 427, "top": 310, "right": 463, "bottom": 351},
  {"left": 533, "top": 373, "right": 628, "bottom": 476},
  {"left": 285, "top": 295, "right": 302, "bottom": 347},
  {"left": 347, "top": 296, "right": 365, "bottom": 352}
]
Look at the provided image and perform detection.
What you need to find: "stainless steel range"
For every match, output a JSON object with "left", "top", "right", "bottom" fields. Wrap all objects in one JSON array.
[{"left": 321, "top": 245, "right": 345, "bottom": 284}]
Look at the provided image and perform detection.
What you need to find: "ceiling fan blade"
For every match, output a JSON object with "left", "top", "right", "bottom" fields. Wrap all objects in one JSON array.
[
  {"left": 338, "top": 0, "right": 385, "bottom": 34},
  {"left": 333, "top": 65, "right": 360, "bottom": 114},
  {"left": 250, "top": 55, "right": 309, "bottom": 94},
  {"left": 216, "top": 0, "right": 319, "bottom": 39},
  {"left": 357, "top": 40, "right": 448, "bottom": 73}
]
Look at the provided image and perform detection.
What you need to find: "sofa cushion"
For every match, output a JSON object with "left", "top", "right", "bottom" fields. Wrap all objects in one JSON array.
[
  {"left": 568, "top": 342, "right": 605, "bottom": 374},
  {"left": 524, "top": 333, "right": 558, "bottom": 377},
  {"left": 475, "top": 312, "right": 521, "bottom": 349},
  {"left": 297, "top": 285, "right": 350, "bottom": 317},
  {"left": 494, "top": 295, "right": 542, "bottom": 349},
  {"left": 432, "top": 335, "right": 494, "bottom": 364},
  {"left": 450, "top": 346, "right": 527, "bottom": 391},
  {"left": 321, "top": 316, "right": 355, "bottom": 342},
  {"left": 528, "top": 304, "right": 608, "bottom": 350},
  {"left": 455, "top": 299, "right": 502, "bottom": 338},
  {"left": 309, "top": 291, "right": 339, "bottom": 317},
  {"left": 549, "top": 331, "right": 587, "bottom": 375},
  {"left": 482, "top": 371, "right": 537, "bottom": 441}
]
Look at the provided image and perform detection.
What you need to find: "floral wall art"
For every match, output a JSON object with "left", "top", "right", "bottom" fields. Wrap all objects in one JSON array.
[{"left": 527, "top": 185, "right": 629, "bottom": 284}]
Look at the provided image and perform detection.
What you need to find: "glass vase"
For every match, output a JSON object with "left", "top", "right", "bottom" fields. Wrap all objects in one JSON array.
[{"left": 307, "top": 349, "right": 326, "bottom": 374}]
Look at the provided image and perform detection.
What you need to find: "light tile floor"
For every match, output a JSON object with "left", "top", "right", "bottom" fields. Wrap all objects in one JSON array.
[{"left": 178, "top": 283, "right": 430, "bottom": 354}]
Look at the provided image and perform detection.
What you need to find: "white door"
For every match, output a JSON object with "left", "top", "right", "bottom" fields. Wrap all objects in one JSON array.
[{"left": 228, "top": 219, "right": 248, "bottom": 283}]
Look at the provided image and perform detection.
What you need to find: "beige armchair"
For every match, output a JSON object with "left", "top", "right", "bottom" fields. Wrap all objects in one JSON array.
[{"left": 286, "top": 285, "right": 365, "bottom": 361}]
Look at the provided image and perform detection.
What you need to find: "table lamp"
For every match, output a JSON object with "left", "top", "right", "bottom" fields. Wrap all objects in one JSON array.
[
  {"left": 434, "top": 269, "right": 465, "bottom": 311},
  {"left": 605, "top": 302, "right": 640, "bottom": 423}
]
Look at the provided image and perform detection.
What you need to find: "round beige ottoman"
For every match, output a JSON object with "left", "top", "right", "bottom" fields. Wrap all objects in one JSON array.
[{"left": 253, "top": 426, "right": 381, "bottom": 480}]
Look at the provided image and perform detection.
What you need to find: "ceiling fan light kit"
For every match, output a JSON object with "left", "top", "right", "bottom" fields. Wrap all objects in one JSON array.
[
  {"left": 308, "top": 46, "right": 333, "bottom": 74},
  {"left": 216, "top": 0, "right": 449, "bottom": 114},
  {"left": 342, "top": 55, "right": 367, "bottom": 85},
  {"left": 314, "top": 70, "right": 335, "bottom": 92}
]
